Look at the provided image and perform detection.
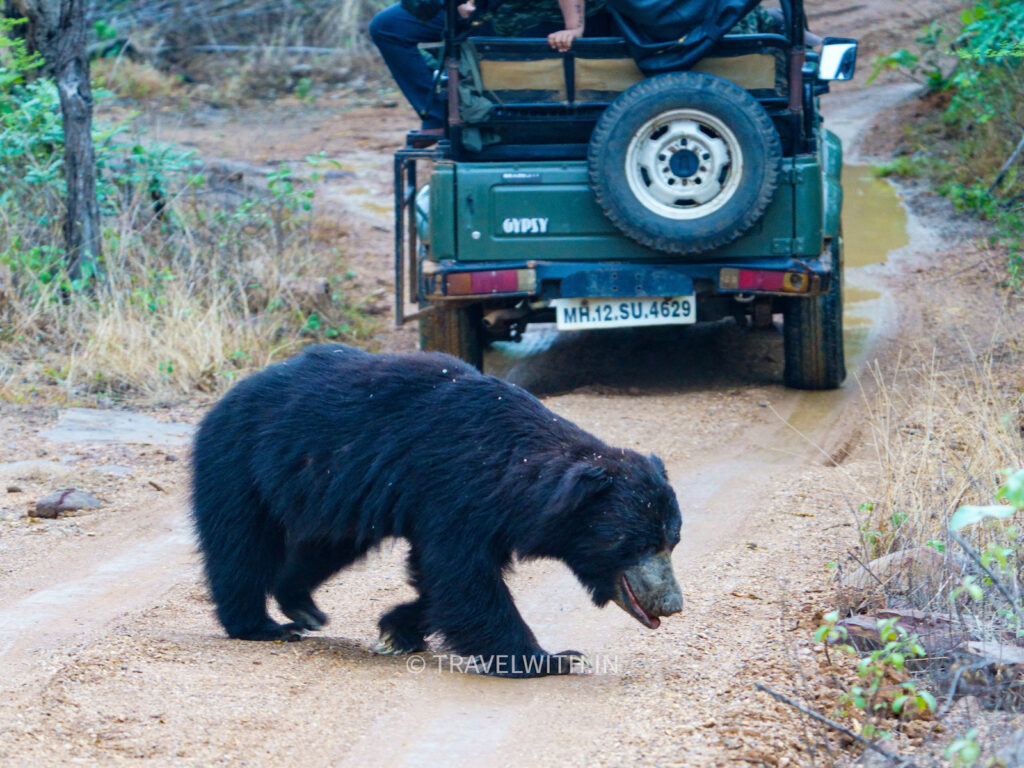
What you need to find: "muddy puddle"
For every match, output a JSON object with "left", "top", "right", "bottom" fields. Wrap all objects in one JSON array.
[{"left": 841, "top": 164, "right": 909, "bottom": 359}]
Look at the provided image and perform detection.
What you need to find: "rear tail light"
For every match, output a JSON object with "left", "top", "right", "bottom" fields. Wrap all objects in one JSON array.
[
  {"left": 446, "top": 269, "right": 536, "bottom": 296},
  {"left": 719, "top": 268, "right": 812, "bottom": 293}
]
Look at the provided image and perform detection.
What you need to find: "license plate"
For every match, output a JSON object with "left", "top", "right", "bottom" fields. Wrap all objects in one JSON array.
[{"left": 551, "top": 296, "right": 696, "bottom": 330}]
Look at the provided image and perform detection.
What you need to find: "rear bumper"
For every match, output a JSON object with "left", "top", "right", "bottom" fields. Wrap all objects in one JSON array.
[{"left": 422, "top": 254, "right": 834, "bottom": 302}]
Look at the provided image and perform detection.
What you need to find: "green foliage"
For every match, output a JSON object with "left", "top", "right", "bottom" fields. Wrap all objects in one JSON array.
[
  {"left": 0, "top": 18, "right": 41, "bottom": 88},
  {"left": 1, "top": 19, "right": 63, "bottom": 217},
  {"left": 813, "top": 613, "right": 937, "bottom": 740},
  {"left": 945, "top": 728, "right": 981, "bottom": 767},
  {"left": 867, "top": 22, "right": 949, "bottom": 91},
  {"left": 871, "top": 1, "right": 1024, "bottom": 284},
  {"left": 951, "top": 468, "right": 1024, "bottom": 530},
  {"left": 951, "top": 574, "right": 985, "bottom": 603},
  {"left": 93, "top": 18, "right": 118, "bottom": 43},
  {"left": 948, "top": 473, "right": 1024, "bottom": 637},
  {"left": 294, "top": 76, "right": 314, "bottom": 101},
  {"left": 873, "top": 156, "right": 921, "bottom": 179},
  {"left": 814, "top": 609, "right": 849, "bottom": 646},
  {"left": 0, "top": 18, "right": 373, "bottom": 396}
]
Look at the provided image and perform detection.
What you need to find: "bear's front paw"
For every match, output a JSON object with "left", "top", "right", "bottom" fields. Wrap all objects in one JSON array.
[
  {"left": 552, "top": 650, "right": 593, "bottom": 675},
  {"left": 479, "top": 650, "right": 592, "bottom": 677},
  {"left": 232, "top": 621, "right": 307, "bottom": 642}
]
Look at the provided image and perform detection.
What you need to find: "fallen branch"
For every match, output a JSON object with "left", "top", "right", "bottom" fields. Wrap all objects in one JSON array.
[
  {"left": 921, "top": 251, "right": 1002, "bottom": 283},
  {"left": 948, "top": 529, "right": 1024, "bottom": 626},
  {"left": 988, "top": 131, "right": 1024, "bottom": 195},
  {"left": 754, "top": 683, "right": 920, "bottom": 768},
  {"left": 192, "top": 44, "right": 345, "bottom": 54}
]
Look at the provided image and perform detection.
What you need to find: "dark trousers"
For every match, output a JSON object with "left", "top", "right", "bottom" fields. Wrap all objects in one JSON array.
[
  {"left": 369, "top": 4, "right": 577, "bottom": 130},
  {"left": 369, "top": 4, "right": 447, "bottom": 130}
]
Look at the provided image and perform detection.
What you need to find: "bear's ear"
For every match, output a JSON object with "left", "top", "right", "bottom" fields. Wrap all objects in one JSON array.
[
  {"left": 649, "top": 454, "right": 668, "bottom": 480},
  {"left": 549, "top": 462, "right": 613, "bottom": 518}
]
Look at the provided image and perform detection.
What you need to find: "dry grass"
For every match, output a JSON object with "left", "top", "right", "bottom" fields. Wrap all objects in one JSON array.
[
  {"left": 862, "top": 337, "right": 1024, "bottom": 563},
  {"left": 89, "top": 0, "right": 393, "bottom": 102},
  {"left": 840, "top": 314, "right": 1024, "bottom": 673},
  {"left": 91, "top": 57, "right": 183, "bottom": 101},
  {"left": 0, "top": 161, "right": 376, "bottom": 404}
]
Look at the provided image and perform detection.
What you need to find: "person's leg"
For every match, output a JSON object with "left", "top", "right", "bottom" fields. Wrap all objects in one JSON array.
[{"left": 369, "top": 4, "right": 446, "bottom": 129}]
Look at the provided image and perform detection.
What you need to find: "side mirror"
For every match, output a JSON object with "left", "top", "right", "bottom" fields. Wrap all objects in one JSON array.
[{"left": 818, "top": 37, "right": 858, "bottom": 81}]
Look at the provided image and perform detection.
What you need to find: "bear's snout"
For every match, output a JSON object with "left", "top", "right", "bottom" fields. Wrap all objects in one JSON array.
[{"left": 613, "top": 550, "right": 683, "bottom": 629}]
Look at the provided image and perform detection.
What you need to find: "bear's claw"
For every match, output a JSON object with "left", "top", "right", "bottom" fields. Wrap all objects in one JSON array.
[
  {"left": 373, "top": 631, "right": 423, "bottom": 655},
  {"left": 554, "top": 650, "right": 593, "bottom": 674},
  {"left": 284, "top": 607, "right": 327, "bottom": 631}
]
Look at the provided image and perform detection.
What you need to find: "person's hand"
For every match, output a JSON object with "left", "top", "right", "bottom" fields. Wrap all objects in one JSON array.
[
  {"left": 547, "top": 27, "right": 583, "bottom": 52},
  {"left": 457, "top": 1, "right": 475, "bottom": 19}
]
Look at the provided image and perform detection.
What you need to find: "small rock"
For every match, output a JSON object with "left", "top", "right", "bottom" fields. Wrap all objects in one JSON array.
[
  {"left": 853, "top": 751, "right": 892, "bottom": 768},
  {"left": 283, "top": 277, "right": 331, "bottom": 312},
  {"left": 947, "top": 694, "right": 981, "bottom": 722},
  {"left": 840, "top": 547, "right": 967, "bottom": 594},
  {"left": 40, "top": 408, "right": 195, "bottom": 446},
  {"left": 285, "top": 276, "right": 330, "bottom": 296},
  {"left": 35, "top": 489, "right": 102, "bottom": 518},
  {"left": 6, "top": 485, "right": 22, "bottom": 493},
  {"left": 0, "top": 460, "right": 74, "bottom": 480},
  {"left": 165, "top": 454, "right": 179, "bottom": 462},
  {"left": 92, "top": 464, "right": 133, "bottom": 478}
]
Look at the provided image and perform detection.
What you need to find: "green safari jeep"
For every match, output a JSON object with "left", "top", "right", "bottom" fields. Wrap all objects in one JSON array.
[{"left": 392, "top": 0, "right": 858, "bottom": 389}]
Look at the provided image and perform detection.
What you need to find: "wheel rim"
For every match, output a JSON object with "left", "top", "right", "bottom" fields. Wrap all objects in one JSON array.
[{"left": 624, "top": 108, "right": 744, "bottom": 220}]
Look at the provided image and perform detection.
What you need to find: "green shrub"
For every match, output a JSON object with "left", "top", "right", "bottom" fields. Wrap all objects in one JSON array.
[
  {"left": 871, "top": 2, "right": 1024, "bottom": 283},
  {"left": 0, "top": 17, "right": 373, "bottom": 400}
]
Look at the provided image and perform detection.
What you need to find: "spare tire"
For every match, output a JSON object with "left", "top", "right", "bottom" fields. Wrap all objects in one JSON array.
[{"left": 588, "top": 71, "right": 781, "bottom": 255}]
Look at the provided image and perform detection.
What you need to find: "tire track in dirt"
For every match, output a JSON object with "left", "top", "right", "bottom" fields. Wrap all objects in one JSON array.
[{"left": 0, "top": 495, "right": 192, "bottom": 692}]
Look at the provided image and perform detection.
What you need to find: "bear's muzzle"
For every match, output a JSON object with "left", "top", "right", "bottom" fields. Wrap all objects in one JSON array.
[{"left": 612, "top": 550, "right": 683, "bottom": 629}]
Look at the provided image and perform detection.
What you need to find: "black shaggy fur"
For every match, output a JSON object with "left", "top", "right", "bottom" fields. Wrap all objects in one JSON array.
[{"left": 191, "top": 344, "right": 681, "bottom": 676}]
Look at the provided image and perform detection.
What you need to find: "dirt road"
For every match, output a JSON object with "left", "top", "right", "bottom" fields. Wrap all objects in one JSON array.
[
  {"left": 0, "top": 2, "right": 978, "bottom": 765},
  {"left": 0, "top": 348, "right": 866, "bottom": 767}
]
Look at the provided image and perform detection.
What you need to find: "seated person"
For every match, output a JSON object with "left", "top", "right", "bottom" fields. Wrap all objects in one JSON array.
[
  {"left": 370, "top": 0, "right": 607, "bottom": 142},
  {"left": 733, "top": 5, "right": 822, "bottom": 46}
]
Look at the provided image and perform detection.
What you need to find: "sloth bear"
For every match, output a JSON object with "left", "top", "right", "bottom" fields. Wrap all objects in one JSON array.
[{"left": 191, "top": 344, "right": 683, "bottom": 677}]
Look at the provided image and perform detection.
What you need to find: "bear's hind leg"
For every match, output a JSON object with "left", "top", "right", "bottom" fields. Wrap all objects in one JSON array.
[
  {"left": 375, "top": 599, "right": 428, "bottom": 654},
  {"left": 273, "top": 539, "right": 362, "bottom": 631}
]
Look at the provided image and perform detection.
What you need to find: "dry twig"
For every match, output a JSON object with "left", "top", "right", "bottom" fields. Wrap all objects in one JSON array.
[{"left": 755, "top": 683, "right": 921, "bottom": 768}]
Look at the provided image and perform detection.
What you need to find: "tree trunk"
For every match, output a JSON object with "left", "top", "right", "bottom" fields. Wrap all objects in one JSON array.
[{"left": 11, "top": 0, "right": 102, "bottom": 282}]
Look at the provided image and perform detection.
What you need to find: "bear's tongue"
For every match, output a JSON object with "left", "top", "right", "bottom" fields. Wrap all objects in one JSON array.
[{"left": 621, "top": 574, "right": 660, "bottom": 629}]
